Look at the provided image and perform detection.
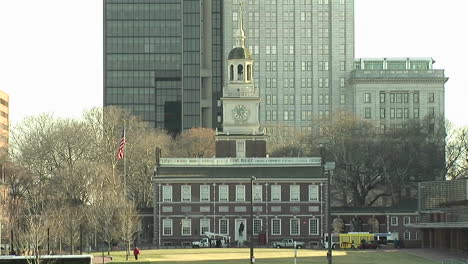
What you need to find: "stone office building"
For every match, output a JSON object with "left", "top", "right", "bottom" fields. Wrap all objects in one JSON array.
[{"left": 350, "top": 58, "right": 448, "bottom": 133}]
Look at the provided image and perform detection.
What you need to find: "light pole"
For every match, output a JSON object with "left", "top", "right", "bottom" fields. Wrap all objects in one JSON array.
[
  {"left": 0, "top": 222, "right": 2, "bottom": 256},
  {"left": 250, "top": 176, "right": 256, "bottom": 264},
  {"left": 320, "top": 144, "right": 332, "bottom": 264}
]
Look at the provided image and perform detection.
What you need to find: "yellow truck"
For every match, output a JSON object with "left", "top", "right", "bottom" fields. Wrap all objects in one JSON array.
[
  {"left": 324, "top": 232, "right": 375, "bottom": 249},
  {"left": 339, "top": 232, "right": 375, "bottom": 249}
]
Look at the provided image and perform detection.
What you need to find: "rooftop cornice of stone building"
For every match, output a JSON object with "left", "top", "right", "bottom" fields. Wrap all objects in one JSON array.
[
  {"left": 349, "top": 69, "right": 448, "bottom": 83},
  {"left": 354, "top": 57, "right": 435, "bottom": 63},
  {"left": 159, "top": 157, "right": 321, "bottom": 167}
]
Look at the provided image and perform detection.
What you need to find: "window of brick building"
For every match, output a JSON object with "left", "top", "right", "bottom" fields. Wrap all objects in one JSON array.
[
  {"left": 162, "top": 186, "right": 172, "bottom": 202},
  {"left": 309, "top": 218, "right": 319, "bottom": 235},
  {"left": 162, "top": 219, "right": 173, "bottom": 236},
  {"left": 290, "top": 218, "right": 300, "bottom": 235},
  {"left": 181, "top": 219, "right": 191, "bottom": 236},
  {"left": 236, "top": 185, "right": 246, "bottom": 201},
  {"left": 309, "top": 185, "right": 319, "bottom": 201},
  {"left": 290, "top": 185, "right": 300, "bottom": 201},
  {"left": 271, "top": 185, "right": 281, "bottom": 201},
  {"left": 272, "top": 218, "right": 281, "bottom": 235},
  {"left": 219, "top": 185, "right": 229, "bottom": 201}
]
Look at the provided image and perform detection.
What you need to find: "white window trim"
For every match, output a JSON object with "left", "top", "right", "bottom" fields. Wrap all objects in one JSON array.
[
  {"left": 219, "top": 219, "right": 229, "bottom": 235},
  {"left": 253, "top": 218, "right": 263, "bottom": 235},
  {"left": 271, "top": 218, "right": 282, "bottom": 235},
  {"left": 236, "top": 185, "right": 246, "bottom": 201},
  {"left": 404, "top": 231, "right": 411, "bottom": 240},
  {"left": 162, "top": 185, "right": 172, "bottom": 202},
  {"left": 271, "top": 185, "right": 281, "bottom": 201},
  {"left": 309, "top": 185, "right": 319, "bottom": 201},
  {"left": 200, "top": 219, "right": 210, "bottom": 235},
  {"left": 181, "top": 185, "right": 191, "bottom": 202},
  {"left": 162, "top": 219, "right": 173, "bottom": 236},
  {"left": 309, "top": 218, "right": 319, "bottom": 235},
  {"left": 236, "top": 140, "right": 246, "bottom": 158},
  {"left": 290, "top": 218, "right": 300, "bottom": 236},
  {"left": 200, "top": 185, "right": 210, "bottom": 202},
  {"left": 404, "top": 216, "right": 411, "bottom": 225},
  {"left": 181, "top": 219, "right": 192, "bottom": 236},
  {"left": 219, "top": 185, "right": 229, "bottom": 201},
  {"left": 391, "top": 216, "right": 398, "bottom": 226},
  {"left": 290, "top": 185, "right": 300, "bottom": 202},
  {"left": 253, "top": 185, "right": 262, "bottom": 201}
]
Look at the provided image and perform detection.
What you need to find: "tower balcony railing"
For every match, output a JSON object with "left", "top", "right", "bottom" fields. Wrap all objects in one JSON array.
[{"left": 223, "top": 87, "right": 259, "bottom": 97}]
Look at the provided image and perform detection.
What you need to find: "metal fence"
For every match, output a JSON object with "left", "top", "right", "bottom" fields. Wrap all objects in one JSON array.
[
  {"left": 419, "top": 179, "right": 468, "bottom": 211},
  {"left": 442, "top": 259, "right": 468, "bottom": 264}
]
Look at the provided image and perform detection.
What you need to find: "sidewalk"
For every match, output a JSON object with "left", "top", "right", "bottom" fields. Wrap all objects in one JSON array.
[
  {"left": 93, "top": 256, "right": 113, "bottom": 264},
  {"left": 403, "top": 248, "right": 468, "bottom": 263}
]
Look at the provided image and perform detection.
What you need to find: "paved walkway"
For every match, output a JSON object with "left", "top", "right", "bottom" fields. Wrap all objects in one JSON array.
[
  {"left": 403, "top": 248, "right": 468, "bottom": 263},
  {"left": 92, "top": 256, "right": 113, "bottom": 263}
]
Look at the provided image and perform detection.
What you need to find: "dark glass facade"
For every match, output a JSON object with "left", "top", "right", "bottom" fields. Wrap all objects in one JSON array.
[{"left": 104, "top": 0, "right": 222, "bottom": 134}]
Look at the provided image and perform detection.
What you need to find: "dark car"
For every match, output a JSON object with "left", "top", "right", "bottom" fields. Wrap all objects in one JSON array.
[{"left": 358, "top": 240, "right": 380, "bottom": 249}]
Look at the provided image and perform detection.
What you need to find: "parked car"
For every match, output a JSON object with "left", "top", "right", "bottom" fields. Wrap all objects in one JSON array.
[
  {"left": 358, "top": 240, "right": 380, "bottom": 249},
  {"left": 272, "top": 239, "right": 305, "bottom": 249},
  {"left": 192, "top": 238, "right": 211, "bottom": 248},
  {"left": 192, "top": 232, "right": 231, "bottom": 248}
]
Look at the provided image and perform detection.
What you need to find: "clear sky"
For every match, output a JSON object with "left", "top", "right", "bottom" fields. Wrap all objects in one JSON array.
[{"left": 1, "top": 0, "right": 467, "bottom": 127}]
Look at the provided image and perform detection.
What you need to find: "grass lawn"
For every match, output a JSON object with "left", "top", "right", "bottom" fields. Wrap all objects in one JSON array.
[{"left": 101, "top": 248, "right": 436, "bottom": 264}]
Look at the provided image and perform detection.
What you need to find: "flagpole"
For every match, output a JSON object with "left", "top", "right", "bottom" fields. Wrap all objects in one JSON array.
[
  {"left": 123, "top": 124, "right": 127, "bottom": 196},
  {"left": 117, "top": 124, "right": 127, "bottom": 196}
]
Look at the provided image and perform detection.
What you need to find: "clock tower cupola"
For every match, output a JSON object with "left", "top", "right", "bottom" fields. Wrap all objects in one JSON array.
[{"left": 215, "top": 2, "right": 267, "bottom": 158}]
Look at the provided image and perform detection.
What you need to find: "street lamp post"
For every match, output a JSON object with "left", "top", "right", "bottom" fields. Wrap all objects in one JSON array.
[
  {"left": 320, "top": 144, "right": 332, "bottom": 264},
  {"left": 250, "top": 176, "right": 256, "bottom": 264}
]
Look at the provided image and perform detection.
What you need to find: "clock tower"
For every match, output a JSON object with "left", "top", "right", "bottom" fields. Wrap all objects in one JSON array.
[{"left": 216, "top": 2, "right": 267, "bottom": 158}]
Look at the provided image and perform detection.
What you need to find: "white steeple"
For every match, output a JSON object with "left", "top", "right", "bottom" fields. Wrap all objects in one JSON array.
[
  {"left": 221, "top": 0, "right": 262, "bottom": 136},
  {"left": 215, "top": 0, "right": 266, "bottom": 158},
  {"left": 235, "top": 2, "right": 246, "bottom": 48}
]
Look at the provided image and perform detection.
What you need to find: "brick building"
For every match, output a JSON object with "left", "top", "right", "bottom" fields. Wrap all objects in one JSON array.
[
  {"left": 153, "top": 158, "right": 325, "bottom": 247},
  {"left": 332, "top": 201, "right": 421, "bottom": 247}
]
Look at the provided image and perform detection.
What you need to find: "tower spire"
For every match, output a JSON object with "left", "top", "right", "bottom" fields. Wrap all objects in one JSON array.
[{"left": 235, "top": 1, "right": 246, "bottom": 47}]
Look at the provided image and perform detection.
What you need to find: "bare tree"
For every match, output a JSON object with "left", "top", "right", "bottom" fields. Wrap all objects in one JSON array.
[
  {"left": 172, "top": 128, "right": 215, "bottom": 158},
  {"left": 88, "top": 174, "right": 122, "bottom": 255},
  {"left": 116, "top": 199, "right": 139, "bottom": 261},
  {"left": 319, "top": 112, "right": 446, "bottom": 207},
  {"left": 446, "top": 122, "right": 468, "bottom": 179},
  {"left": 84, "top": 106, "right": 173, "bottom": 207},
  {"left": 13, "top": 211, "right": 50, "bottom": 264},
  {"left": 266, "top": 125, "right": 315, "bottom": 157}
]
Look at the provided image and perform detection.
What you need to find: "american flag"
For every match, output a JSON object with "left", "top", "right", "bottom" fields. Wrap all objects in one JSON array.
[{"left": 117, "top": 128, "right": 126, "bottom": 160}]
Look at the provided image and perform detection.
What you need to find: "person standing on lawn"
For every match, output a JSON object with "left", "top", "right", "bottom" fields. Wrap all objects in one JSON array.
[{"left": 133, "top": 247, "right": 141, "bottom": 260}]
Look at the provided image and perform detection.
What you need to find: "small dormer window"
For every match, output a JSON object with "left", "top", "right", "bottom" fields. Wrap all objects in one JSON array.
[
  {"left": 237, "top": 64, "right": 244, "bottom": 81},
  {"left": 230, "top": 65, "right": 234, "bottom": 81},
  {"left": 247, "top": 64, "right": 252, "bottom": 81}
]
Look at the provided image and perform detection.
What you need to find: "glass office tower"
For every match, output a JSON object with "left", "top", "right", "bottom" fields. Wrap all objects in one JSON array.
[{"left": 104, "top": 0, "right": 222, "bottom": 134}]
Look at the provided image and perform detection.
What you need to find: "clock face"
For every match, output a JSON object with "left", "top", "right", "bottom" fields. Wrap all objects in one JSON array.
[{"left": 232, "top": 104, "right": 250, "bottom": 121}]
